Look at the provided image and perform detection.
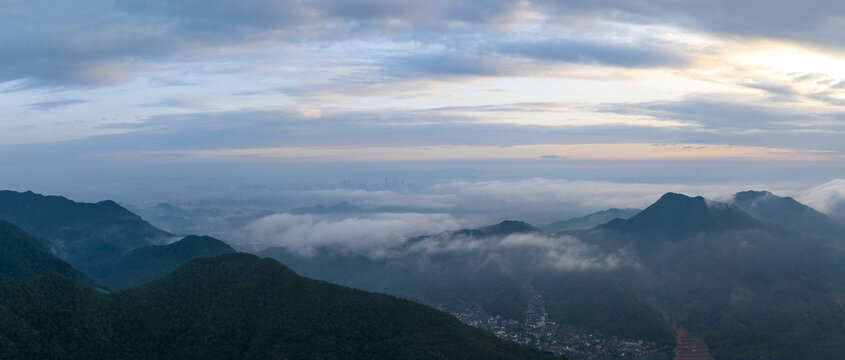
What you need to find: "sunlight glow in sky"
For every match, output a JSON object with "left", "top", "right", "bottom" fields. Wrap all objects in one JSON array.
[{"left": 2, "top": 0, "right": 845, "bottom": 191}]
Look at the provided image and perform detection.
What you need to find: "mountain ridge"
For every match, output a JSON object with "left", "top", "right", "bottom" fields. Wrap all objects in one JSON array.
[
  {"left": 0, "top": 253, "right": 555, "bottom": 360},
  {"left": 600, "top": 192, "right": 763, "bottom": 238},
  {"left": 99, "top": 235, "right": 236, "bottom": 289},
  {"left": 731, "top": 190, "right": 845, "bottom": 240},
  {"left": 543, "top": 208, "right": 640, "bottom": 233},
  {"left": 0, "top": 220, "right": 94, "bottom": 287}
]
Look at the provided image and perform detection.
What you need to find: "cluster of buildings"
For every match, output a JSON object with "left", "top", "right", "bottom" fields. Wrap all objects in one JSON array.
[{"left": 445, "top": 286, "right": 669, "bottom": 359}]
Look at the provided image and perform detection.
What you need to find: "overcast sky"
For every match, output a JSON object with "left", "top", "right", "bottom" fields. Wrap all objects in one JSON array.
[{"left": 2, "top": 1, "right": 845, "bottom": 204}]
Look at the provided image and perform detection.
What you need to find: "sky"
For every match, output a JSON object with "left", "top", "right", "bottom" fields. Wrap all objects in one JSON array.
[{"left": 2, "top": 0, "right": 845, "bottom": 214}]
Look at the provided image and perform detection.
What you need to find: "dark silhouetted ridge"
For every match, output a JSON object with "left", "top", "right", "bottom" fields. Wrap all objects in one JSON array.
[
  {"left": 0, "top": 252, "right": 554, "bottom": 360},
  {"left": 732, "top": 190, "right": 845, "bottom": 240},
  {"left": 480, "top": 220, "right": 539, "bottom": 236},
  {"left": 290, "top": 201, "right": 364, "bottom": 214},
  {"left": 0, "top": 190, "right": 171, "bottom": 280},
  {"left": 0, "top": 220, "right": 93, "bottom": 287},
  {"left": 543, "top": 208, "right": 640, "bottom": 233},
  {"left": 601, "top": 192, "right": 760, "bottom": 237},
  {"left": 100, "top": 235, "right": 236, "bottom": 289}
]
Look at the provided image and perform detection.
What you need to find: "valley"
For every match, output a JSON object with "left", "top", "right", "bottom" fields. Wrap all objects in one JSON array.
[{"left": 448, "top": 284, "right": 670, "bottom": 359}]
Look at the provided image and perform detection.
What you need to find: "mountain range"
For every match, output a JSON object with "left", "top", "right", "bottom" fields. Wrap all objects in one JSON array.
[
  {"left": 542, "top": 208, "right": 640, "bottom": 233},
  {"left": 0, "top": 190, "right": 170, "bottom": 282},
  {"left": 265, "top": 190, "right": 845, "bottom": 359},
  {"left": 0, "top": 220, "right": 93, "bottom": 286},
  {"left": 0, "top": 195, "right": 554, "bottom": 359},
  {"left": 3, "top": 187, "right": 845, "bottom": 359},
  {"left": 0, "top": 190, "right": 234, "bottom": 290},
  {"left": 0, "top": 253, "right": 552, "bottom": 359},
  {"left": 731, "top": 190, "right": 845, "bottom": 240},
  {"left": 541, "top": 192, "right": 845, "bottom": 359}
]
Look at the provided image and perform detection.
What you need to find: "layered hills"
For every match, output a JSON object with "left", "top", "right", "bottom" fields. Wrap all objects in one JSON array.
[
  {"left": 539, "top": 192, "right": 845, "bottom": 359},
  {"left": 0, "top": 220, "right": 92, "bottom": 286},
  {"left": 0, "top": 190, "right": 170, "bottom": 281},
  {"left": 0, "top": 252, "right": 554, "bottom": 359},
  {"left": 265, "top": 191, "right": 845, "bottom": 359},
  {"left": 731, "top": 190, "right": 845, "bottom": 240},
  {"left": 0, "top": 196, "right": 554, "bottom": 359},
  {"left": 98, "top": 235, "right": 235, "bottom": 289},
  {"left": 4, "top": 187, "right": 845, "bottom": 359},
  {"left": 0, "top": 190, "right": 233, "bottom": 289},
  {"left": 543, "top": 208, "right": 639, "bottom": 233}
]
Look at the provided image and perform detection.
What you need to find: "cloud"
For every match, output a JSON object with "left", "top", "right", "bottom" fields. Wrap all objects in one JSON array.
[
  {"left": 25, "top": 99, "right": 89, "bottom": 111},
  {"left": 601, "top": 96, "right": 800, "bottom": 130},
  {"left": 738, "top": 80, "right": 801, "bottom": 102},
  {"left": 384, "top": 53, "right": 515, "bottom": 77},
  {"left": 241, "top": 210, "right": 628, "bottom": 271},
  {"left": 409, "top": 232, "right": 629, "bottom": 270},
  {"left": 0, "top": 0, "right": 532, "bottom": 88},
  {"left": 31, "top": 106, "right": 683, "bottom": 153},
  {"left": 539, "top": 1, "right": 845, "bottom": 48},
  {"left": 798, "top": 179, "right": 845, "bottom": 217},
  {"left": 8, "top": 0, "right": 845, "bottom": 90},
  {"left": 143, "top": 94, "right": 209, "bottom": 110},
  {"left": 292, "top": 178, "right": 765, "bottom": 225},
  {"left": 492, "top": 38, "right": 688, "bottom": 68},
  {"left": 240, "top": 212, "right": 463, "bottom": 256},
  {"left": 0, "top": 1, "right": 183, "bottom": 88},
  {"left": 598, "top": 95, "right": 845, "bottom": 152}
]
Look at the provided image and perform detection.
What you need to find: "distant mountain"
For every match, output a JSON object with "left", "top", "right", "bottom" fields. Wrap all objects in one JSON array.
[
  {"left": 731, "top": 190, "right": 845, "bottom": 240},
  {"left": 0, "top": 190, "right": 243, "bottom": 290},
  {"left": 0, "top": 190, "right": 171, "bottom": 279},
  {"left": 0, "top": 253, "right": 554, "bottom": 360},
  {"left": 261, "top": 192, "right": 845, "bottom": 358},
  {"left": 409, "top": 220, "right": 539, "bottom": 241},
  {"left": 542, "top": 192, "right": 845, "bottom": 358},
  {"left": 831, "top": 202, "right": 845, "bottom": 223},
  {"left": 148, "top": 203, "right": 227, "bottom": 218},
  {"left": 478, "top": 220, "right": 539, "bottom": 236},
  {"left": 600, "top": 192, "right": 762, "bottom": 239},
  {"left": 543, "top": 208, "right": 640, "bottom": 233},
  {"left": 132, "top": 202, "right": 273, "bottom": 239},
  {"left": 99, "top": 235, "right": 235, "bottom": 289},
  {"left": 290, "top": 201, "right": 364, "bottom": 214},
  {"left": 0, "top": 220, "right": 92, "bottom": 287},
  {"left": 262, "top": 220, "right": 545, "bottom": 322}
]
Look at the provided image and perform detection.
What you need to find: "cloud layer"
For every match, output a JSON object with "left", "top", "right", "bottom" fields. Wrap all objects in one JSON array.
[
  {"left": 240, "top": 211, "right": 626, "bottom": 271},
  {"left": 241, "top": 212, "right": 463, "bottom": 256}
]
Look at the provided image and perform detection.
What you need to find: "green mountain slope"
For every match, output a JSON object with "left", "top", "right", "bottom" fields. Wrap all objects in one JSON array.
[
  {"left": 99, "top": 235, "right": 235, "bottom": 289},
  {"left": 731, "top": 190, "right": 845, "bottom": 241},
  {"left": 0, "top": 220, "right": 93, "bottom": 287},
  {"left": 0, "top": 253, "right": 556, "bottom": 360},
  {"left": 537, "top": 192, "right": 845, "bottom": 359},
  {"left": 0, "top": 190, "right": 171, "bottom": 279},
  {"left": 261, "top": 220, "right": 543, "bottom": 321}
]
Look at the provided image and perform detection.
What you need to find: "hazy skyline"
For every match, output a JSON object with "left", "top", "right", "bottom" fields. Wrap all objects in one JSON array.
[{"left": 2, "top": 1, "right": 845, "bottom": 203}]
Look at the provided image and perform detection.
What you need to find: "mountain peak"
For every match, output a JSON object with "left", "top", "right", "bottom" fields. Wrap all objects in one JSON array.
[
  {"left": 731, "top": 190, "right": 845, "bottom": 240},
  {"left": 101, "top": 235, "right": 236, "bottom": 290},
  {"left": 329, "top": 201, "right": 362, "bottom": 211},
  {"left": 480, "top": 220, "right": 539, "bottom": 235},
  {"left": 0, "top": 220, "right": 93, "bottom": 286},
  {"left": 602, "top": 192, "right": 758, "bottom": 237},
  {"left": 657, "top": 192, "right": 706, "bottom": 204},
  {"left": 290, "top": 201, "right": 362, "bottom": 214}
]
